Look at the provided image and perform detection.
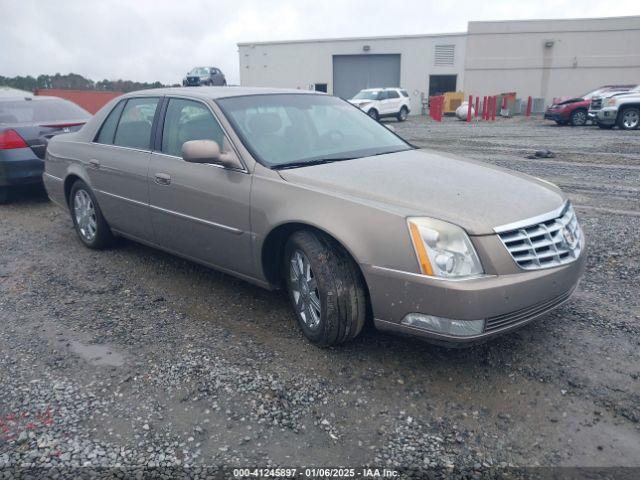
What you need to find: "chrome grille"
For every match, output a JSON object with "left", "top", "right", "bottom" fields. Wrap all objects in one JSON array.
[{"left": 496, "top": 203, "right": 583, "bottom": 270}]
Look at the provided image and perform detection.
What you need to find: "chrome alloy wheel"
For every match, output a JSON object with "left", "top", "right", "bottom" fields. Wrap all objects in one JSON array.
[
  {"left": 290, "top": 250, "right": 321, "bottom": 329},
  {"left": 572, "top": 110, "right": 587, "bottom": 125},
  {"left": 73, "top": 189, "right": 97, "bottom": 242},
  {"left": 622, "top": 109, "right": 639, "bottom": 129},
  {"left": 399, "top": 108, "right": 408, "bottom": 121}
]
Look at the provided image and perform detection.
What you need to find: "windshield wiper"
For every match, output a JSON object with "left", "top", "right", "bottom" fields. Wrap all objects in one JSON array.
[{"left": 273, "top": 157, "right": 356, "bottom": 170}]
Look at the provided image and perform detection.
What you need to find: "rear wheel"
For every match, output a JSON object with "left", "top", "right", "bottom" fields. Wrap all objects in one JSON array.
[
  {"left": 570, "top": 109, "right": 587, "bottom": 126},
  {"left": 397, "top": 106, "right": 408, "bottom": 122},
  {"left": 367, "top": 109, "right": 379, "bottom": 121},
  {"left": 284, "top": 230, "right": 367, "bottom": 347},
  {"left": 617, "top": 107, "right": 640, "bottom": 130},
  {"left": 69, "top": 180, "right": 115, "bottom": 249}
]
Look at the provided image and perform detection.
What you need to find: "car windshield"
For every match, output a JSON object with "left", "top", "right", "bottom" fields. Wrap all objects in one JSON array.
[
  {"left": 189, "top": 68, "right": 209, "bottom": 76},
  {"left": 0, "top": 98, "right": 90, "bottom": 124},
  {"left": 217, "top": 94, "right": 412, "bottom": 168},
  {"left": 352, "top": 90, "right": 382, "bottom": 101}
]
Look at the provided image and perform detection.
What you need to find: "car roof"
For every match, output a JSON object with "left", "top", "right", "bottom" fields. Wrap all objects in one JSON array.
[
  {"left": 361, "top": 87, "right": 401, "bottom": 92},
  {"left": 120, "top": 86, "right": 322, "bottom": 100}
]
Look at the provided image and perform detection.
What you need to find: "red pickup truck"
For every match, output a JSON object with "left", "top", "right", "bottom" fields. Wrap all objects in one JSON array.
[{"left": 544, "top": 85, "right": 635, "bottom": 126}]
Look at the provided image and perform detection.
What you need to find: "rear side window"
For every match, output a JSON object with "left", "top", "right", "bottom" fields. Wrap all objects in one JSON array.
[
  {"left": 95, "top": 100, "right": 125, "bottom": 144},
  {"left": 113, "top": 97, "right": 159, "bottom": 149},
  {"left": 161, "top": 98, "right": 226, "bottom": 157},
  {"left": 387, "top": 90, "right": 400, "bottom": 99},
  {"left": 400, "top": 90, "right": 409, "bottom": 98}
]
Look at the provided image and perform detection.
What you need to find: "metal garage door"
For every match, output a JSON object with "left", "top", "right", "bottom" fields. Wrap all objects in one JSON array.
[{"left": 333, "top": 54, "right": 401, "bottom": 100}]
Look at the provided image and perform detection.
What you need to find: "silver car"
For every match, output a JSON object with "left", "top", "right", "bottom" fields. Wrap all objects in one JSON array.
[{"left": 43, "top": 87, "right": 585, "bottom": 347}]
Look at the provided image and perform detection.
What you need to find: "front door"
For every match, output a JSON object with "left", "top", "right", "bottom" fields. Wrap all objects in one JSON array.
[
  {"left": 88, "top": 96, "right": 160, "bottom": 241},
  {"left": 148, "top": 97, "right": 253, "bottom": 276}
]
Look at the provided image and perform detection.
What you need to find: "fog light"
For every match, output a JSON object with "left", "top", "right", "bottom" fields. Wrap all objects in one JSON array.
[{"left": 401, "top": 313, "right": 485, "bottom": 337}]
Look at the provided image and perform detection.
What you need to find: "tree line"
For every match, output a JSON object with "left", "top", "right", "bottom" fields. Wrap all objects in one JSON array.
[{"left": 0, "top": 73, "right": 173, "bottom": 93}]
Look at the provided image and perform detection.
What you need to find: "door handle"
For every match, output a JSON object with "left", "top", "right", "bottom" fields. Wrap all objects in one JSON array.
[
  {"left": 89, "top": 159, "right": 100, "bottom": 169},
  {"left": 154, "top": 173, "right": 171, "bottom": 185}
]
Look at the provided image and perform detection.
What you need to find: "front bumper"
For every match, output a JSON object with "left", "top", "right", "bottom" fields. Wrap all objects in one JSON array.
[
  {"left": 596, "top": 107, "right": 618, "bottom": 126},
  {"left": 0, "top": 149, "right": 44, "bottom": 187},
  {"left": 544, "top": 111, "right": 568, "bottom": 122},
  {"left": 363, "top": 252, "right": 585, "bottom": 346}
]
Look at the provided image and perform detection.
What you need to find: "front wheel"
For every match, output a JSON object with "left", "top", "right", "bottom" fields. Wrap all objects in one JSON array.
[
  {"left": 618, "top": 107, "right": 640, "bottom": 130},
  {"left": 397, "top": 106, "right": 408, "bottom": 122},
  {"left": 69, "top": 180, "right": 115, "bottom": 249},
  {"left": 570, "top": 109, "right": 587, "bottom": 126},
  {"left": 284, "top": 230, "right": 367, "bottom": 347}
]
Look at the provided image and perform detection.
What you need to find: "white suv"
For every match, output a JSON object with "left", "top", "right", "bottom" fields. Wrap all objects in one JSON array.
[{"left": 349, "top": 88, "right": 411, "bottom": 122}]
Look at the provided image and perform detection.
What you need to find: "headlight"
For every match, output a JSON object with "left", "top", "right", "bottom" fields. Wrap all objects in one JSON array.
[
  {"left": 407, "top": 218, "right": 483, "bottom": 278},
  {"left": 605, "top": 97, "right": 617, "bottom": 107}
]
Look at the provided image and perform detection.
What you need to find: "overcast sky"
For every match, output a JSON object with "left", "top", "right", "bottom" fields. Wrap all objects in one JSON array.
[{"left": 2, "top": 0, "right": 639, "bottom": 85}]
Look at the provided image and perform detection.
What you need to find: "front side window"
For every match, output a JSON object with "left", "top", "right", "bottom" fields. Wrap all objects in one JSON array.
[
  {"left": 217, "top": 94, "right": 411, "bottom": 168},
  {"left": 161, "top": 98, "right": 227, "bottom": 157},
  {"left": 113, "top": 97, "right": 159, "bottom": 149}
]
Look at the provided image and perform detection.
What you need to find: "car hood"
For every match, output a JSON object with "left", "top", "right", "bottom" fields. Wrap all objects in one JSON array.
[
  {"left": 277, "top": 149, "right": 565, "bottom": 235},
  {"left": 349, "top": 99, "right": 374, "bottom": 106}
]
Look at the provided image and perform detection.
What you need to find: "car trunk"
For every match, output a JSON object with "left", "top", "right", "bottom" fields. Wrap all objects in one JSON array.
[{"left": 11, "top": 121, "right": 85, "bottom": 159}]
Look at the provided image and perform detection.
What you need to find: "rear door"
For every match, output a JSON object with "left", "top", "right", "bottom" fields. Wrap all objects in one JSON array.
[
  {"left": 148, "top": 97, "right": 253, "bottom": 276},
  {"left": 386, "top": 90, "right": 402, "bottom": 114},
  {"left": 88, "top": 96, "right": 160, "bottom": 241}
]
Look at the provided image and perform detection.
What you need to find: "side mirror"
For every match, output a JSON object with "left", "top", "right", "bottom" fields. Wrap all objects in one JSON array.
[{"left": 182, "top": 140, "right": 238, "bottom": 168}]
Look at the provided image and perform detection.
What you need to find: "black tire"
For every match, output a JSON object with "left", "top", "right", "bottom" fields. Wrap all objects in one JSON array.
[
  {"left": 569, "top": 109, "right": 587, "bottom": 126},
  {"left": 0, "top": 186, "right": 9, "bottom": 204},
  {"left": 367, "top": 109, "right": 379, "bottom": 121},
  {"left": 284, "top": 230, "right": 367, "bottom": 347},
  {"left": 597, "top": 122, "right": 614, "bottom": 130},
  {"left": 617, "top": 107, "right": 640, "bottom": 130},
  {"left": 69, "top": 180, "right": 115, "bottom": 249},
  {"left": 396, "top": 106, "right": 409, "bottom": 122}
]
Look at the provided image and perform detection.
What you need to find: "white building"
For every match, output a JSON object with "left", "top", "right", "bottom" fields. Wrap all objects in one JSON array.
[
  {"left": 238, "top": 15, "right": 640, "bottom": 114},
  {"left": 238, "top": 33, "right": 467, "bottom": 114},
  {"left": 464, "top": 16, "right": 640, "bottom": 103}
]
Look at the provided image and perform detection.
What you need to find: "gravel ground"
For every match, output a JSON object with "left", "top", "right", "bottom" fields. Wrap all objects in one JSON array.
[{"left": 0, "top": 116, "right": 639, "bottom": 478}]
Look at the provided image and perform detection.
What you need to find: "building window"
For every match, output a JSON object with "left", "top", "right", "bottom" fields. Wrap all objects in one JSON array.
[{"left": 434, "top": 45, "right": 455, "bottom": 66}]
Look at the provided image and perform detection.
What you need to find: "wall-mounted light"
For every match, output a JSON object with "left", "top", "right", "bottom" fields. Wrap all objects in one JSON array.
[
  {"left": 544, "top": 40, "right": 554, "bottom": 48},
  {"left": 363, "top": 45, "right": 371, "bottom": 52}
]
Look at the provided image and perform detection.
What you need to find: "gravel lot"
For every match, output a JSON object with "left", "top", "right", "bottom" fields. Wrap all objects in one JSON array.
[{"left": 1, "top": 116, "right": 639, "bottom": 478}]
